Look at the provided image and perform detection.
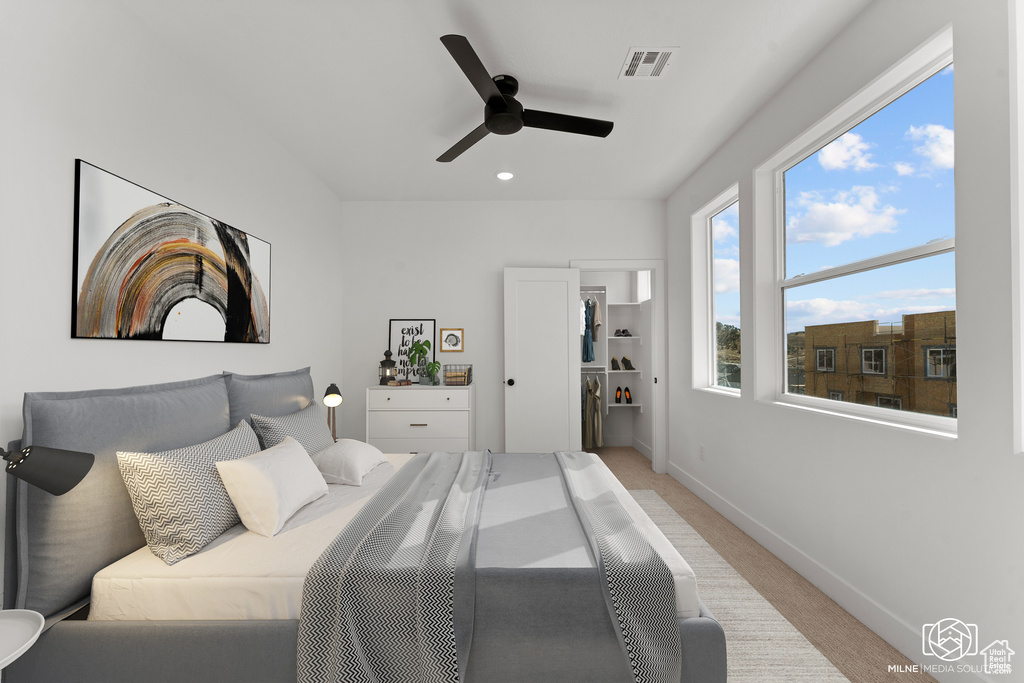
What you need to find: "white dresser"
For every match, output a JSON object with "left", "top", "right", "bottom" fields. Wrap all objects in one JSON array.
[{"left": 366, "top": 385, "right": 476, "bottom": 454}]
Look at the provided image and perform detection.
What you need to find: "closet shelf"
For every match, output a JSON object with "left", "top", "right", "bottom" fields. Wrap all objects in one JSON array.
[{"left": 609, "top": 402, "right": 643, "bottom": 413}]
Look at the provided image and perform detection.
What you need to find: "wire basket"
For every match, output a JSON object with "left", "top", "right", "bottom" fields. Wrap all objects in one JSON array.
[{"left": 443, "top": 364, "right": 473, "bottom": 386}]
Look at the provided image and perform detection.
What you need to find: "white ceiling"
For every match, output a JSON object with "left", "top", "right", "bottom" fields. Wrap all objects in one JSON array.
[{"left": 117, "top": 0, "right": 872, "bottom": 201}]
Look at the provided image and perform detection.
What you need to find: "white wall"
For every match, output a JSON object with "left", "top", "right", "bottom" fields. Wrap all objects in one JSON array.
[
  {"left": 667, "top": 0, "right": 1023, "bottom": 678},
  {"left": 338, "top": 201, "right": 665, "bottom": 452},
  {"left": 0, "top": 1, "right": 349, "bottom": 597}
]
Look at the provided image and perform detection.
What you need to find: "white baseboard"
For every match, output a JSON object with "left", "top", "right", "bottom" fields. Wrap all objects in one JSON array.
[
  {"left": 667, "top": 461, "right": 995, "bottom": 683},
  {"left": 632, "top": 437, "right": 653, "bottom": 461}
]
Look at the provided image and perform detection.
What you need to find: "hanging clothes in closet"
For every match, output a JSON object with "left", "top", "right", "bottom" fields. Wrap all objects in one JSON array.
[
  {"left": 581, "top": 298, "right": 595, "bottom": 363},
  {"left": 582, "top": 375, "right": 603, "bottom": 450},
  {"left": 583, "top": 377, "right": 593, "bottom": 450}
]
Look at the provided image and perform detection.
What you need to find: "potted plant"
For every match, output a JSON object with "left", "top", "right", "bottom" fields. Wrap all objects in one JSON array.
[{"left": 407, "top": 339, "right": 440, "bottom": 385}]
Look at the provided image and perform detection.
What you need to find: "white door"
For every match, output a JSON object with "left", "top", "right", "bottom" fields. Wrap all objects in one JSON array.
[{"left": 503, "top": 267, "right": 581, "bottom": 452}]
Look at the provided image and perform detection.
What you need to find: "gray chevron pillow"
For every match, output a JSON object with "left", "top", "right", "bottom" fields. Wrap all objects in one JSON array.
[
  {"left": 251, "top": 401, "right": 335, "bottom": 456},
  {"left": 118, "top": 420, "right": 261, "bottom": 565}
]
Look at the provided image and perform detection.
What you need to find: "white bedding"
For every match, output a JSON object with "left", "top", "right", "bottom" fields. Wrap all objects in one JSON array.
[
  {"left": 90, "top": 452, "right": 700, "bottom": 621},
  {"left": 90, "top": 454, "right": 415, "bottom": 621}
]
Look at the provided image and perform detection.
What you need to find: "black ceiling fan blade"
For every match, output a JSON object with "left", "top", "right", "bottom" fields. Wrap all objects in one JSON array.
[
  {"left": 437, "top": 122, "right": 491, "bottom": 162},
  {"left": 440, "top": 35, "right": 507, "bottom": 112},
  {"left": 523, "top": 109, "right": 614, "bottom": 138}
]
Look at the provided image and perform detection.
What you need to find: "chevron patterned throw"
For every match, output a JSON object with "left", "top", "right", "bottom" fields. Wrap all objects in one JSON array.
[
  {"left": 298, "top": 450, "right": 679, "bottom": 683},
  {"left": 557, "top": 451, "right": 682, "bottom": 683},
  {"left": 298, "top": 451, "right": 489, "bottom": 683}
]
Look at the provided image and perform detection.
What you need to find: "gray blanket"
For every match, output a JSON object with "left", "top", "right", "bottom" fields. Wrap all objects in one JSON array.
[{"left": 297, "top": 451, "right": 680, "bottom": 683}]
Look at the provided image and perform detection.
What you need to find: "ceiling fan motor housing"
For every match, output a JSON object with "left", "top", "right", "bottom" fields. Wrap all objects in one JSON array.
[{"left": 485, "top": 92, "right": 524, "bottom": 135}]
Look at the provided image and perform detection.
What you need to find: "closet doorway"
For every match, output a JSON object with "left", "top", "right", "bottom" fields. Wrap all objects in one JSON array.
[{"left": 573, "top": 260, "right": 666, "bottom": 474}]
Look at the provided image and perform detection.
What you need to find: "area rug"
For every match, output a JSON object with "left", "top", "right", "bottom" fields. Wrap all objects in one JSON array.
[{"left": 630, "top": 490, "right": 851, "bottom": 682}]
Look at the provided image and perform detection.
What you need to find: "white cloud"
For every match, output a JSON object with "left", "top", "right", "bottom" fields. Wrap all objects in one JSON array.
[
  {"left": 712, "top": 220, "right": 737, "bottom": 243},
  {"left": 786, "top": 297, "right": 952, "bottom": 330},
  {"left": 894, "top": 162, "right": 915, "bottom": 176},
  {"left": 818, "top": 132, "right": 879, "bottom": 171},
  {"left": 786, "top": 186, "right": 905, "bottom": 247},
  {"left": 713, "top": 258, "right": 740, "bottom": 293},
  {"left": 907, "top": 124, "right": 954, "bottom": 170},
  {"left": 876, "top": 288, "right": 956, "bottom": 300}
]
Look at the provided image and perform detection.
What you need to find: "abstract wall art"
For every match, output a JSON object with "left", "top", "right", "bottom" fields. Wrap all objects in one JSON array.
[{"left": 72, "top": 160, "right": 271, "bottom": 343}]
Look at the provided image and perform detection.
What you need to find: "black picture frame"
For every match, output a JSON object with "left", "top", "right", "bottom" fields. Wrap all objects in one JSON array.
[
  {"left": 389, "top": 318, "right": 436, "bottom": 379},
  {"left": 72, "top": 159, "right": 271, "bottom": 343}
]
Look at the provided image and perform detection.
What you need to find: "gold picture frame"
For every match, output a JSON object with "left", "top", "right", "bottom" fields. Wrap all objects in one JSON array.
[{"left": 440, "top": 328, "right": 464, "bottom": 352}]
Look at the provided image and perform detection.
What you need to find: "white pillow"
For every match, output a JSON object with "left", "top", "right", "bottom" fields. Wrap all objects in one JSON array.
[
  {"left": 216, "top": 437, "right": 328, "bottom": 537},
  {"left": 312, "top": 439, "right": 388, "bottom": 486}
]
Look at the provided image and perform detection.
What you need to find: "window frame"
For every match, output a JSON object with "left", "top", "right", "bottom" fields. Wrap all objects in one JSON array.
[
  {"left": 752, "top": 27, "right": 956, "bottom": 436},
  {"left": 829, "top": 390, "right": 844, "bottom": 401},
  {"left": 815, "top": 347, "right": 836, "bottom": 372},
  {"left": 877, "top": 395, "right": 903, "bottom": 410},
  {"left": 861, "top": 348, "right": 887, "bottom": 375},
  {"left": 924, "top": 345, "right": 956, "bottom": 379},
  {"left": 691, "top": 184, "right": 741, "bottom": 395}
]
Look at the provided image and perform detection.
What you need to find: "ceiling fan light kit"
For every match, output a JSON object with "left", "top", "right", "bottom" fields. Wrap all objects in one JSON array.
[{"left": 437, "top": 34, "right": 614, "bottom": 163}]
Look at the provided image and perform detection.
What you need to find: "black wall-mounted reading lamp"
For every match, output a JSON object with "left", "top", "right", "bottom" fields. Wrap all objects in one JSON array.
[{"left": 1, "top": 445, "right": 94, "bottom": 496}]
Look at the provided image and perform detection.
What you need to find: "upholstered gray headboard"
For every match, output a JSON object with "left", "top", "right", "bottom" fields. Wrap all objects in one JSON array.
[{"left": 3, "top": 367, "right": 314, "bottom": 623}]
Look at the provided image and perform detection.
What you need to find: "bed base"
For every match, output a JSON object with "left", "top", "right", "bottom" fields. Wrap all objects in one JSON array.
[{"left": 4, "top": 605, "right": 724, "bottom": 683}]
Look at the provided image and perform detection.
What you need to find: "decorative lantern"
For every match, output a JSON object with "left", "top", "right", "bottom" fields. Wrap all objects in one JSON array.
[{"left": 379, "top": 349, "right": 397, "bottom": 385}]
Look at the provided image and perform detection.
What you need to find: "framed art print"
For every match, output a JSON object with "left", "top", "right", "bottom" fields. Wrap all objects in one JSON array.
[
  {"left": 440, "top": 328, "right": 463, "bottom": 352},
  {"left": 389, "top": 318, "right": 436, "bottom": 379},
  {"left": 72, "top": 160, "right": 271, "bottom": 343}
]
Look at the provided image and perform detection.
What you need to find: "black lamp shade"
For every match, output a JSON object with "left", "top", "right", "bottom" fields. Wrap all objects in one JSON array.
[
  {"left": 5, "top": 445, "right": 94, "bottom": 496},
  {"left": 323, "top": 383, "right": 343, "bottom": 407}
]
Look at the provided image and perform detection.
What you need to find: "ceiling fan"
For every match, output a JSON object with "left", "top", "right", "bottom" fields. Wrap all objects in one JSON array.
[{"left": 437, "top": 34, "right": 614, "bottom": 163}]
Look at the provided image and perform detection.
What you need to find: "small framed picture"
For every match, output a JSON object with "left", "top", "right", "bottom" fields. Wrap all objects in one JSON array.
[{"left": 440, "top": 328, "right": 464, "bottom": 352}]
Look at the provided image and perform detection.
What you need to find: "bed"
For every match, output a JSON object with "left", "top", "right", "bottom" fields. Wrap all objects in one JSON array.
[{"left": 2, "top": 369, "right": 726, "bottom": 682}]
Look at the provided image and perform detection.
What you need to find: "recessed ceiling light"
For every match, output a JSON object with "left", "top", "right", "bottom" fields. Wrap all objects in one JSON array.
[{"left": 496, "top": 171, "right": 514, "bottom": 181}]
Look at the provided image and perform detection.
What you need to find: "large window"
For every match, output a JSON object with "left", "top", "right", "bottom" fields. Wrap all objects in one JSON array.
[
  {"left": 712, "top": 200, "right": 741, "bottom": 388},
  {"left": 772, "top": 37, "right": 955, "bottom": 427},
  {"left": 692, "top": 185, "right": 741, "bottom": 393}
]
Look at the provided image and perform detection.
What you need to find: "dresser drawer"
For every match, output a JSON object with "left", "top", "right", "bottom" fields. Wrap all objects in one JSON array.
[
  {"left": 367, "top": 389, "right": 469, "bottom": 410},
  {"left": 367, "top": 410, "right": 469, "bottom": 439},
  {"left": 369, "top": 437, "right": 471, "bottom": 455}
]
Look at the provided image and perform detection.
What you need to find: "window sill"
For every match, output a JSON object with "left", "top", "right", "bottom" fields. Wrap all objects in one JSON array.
[
  {"left": 696, "top": 385, "right": 742, "bottom": 399},
  {"left": 764, "top": 393, "right": 957, "bottom": 439}
]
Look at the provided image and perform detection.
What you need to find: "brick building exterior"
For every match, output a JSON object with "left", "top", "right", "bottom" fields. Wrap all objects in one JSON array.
[{"left": 803, "top": 311, "right": 956, "bottom": 417}]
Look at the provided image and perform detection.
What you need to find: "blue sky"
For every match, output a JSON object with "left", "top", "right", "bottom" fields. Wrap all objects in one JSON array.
[{"left": 712, "top": 64, "right": 955, "bottom": 335}]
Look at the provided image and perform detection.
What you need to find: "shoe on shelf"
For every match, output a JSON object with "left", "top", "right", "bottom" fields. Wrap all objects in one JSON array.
[
  {"left": 624, "top": 387, "right": 632, "bottom": 404},
  {"left": 615, "top": 387, "right": 622, "bottom": 404},
  {"left": 621, "top": 357, "right": 636, "bottom": 371},
  {"left": 611, "top": 357, "right": 621, "bottom": 371},
  {"left": 614, "top": 329, "right": 623, "bottom": 337},
  {"left": 620, "top": 329, "right": 632, "bottom": 337}
]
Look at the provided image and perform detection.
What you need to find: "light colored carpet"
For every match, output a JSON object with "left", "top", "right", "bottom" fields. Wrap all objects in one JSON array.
[{"left": 630, "top": 489, "right": 851, "bottom": 682}]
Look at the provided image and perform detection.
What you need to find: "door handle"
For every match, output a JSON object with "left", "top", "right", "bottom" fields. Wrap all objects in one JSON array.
[
  {"left": 506, "top": 379, "right": 515, "bottom": 386},
  {"left": 410, "top": 423, "right": 428, "bottom": 427}
]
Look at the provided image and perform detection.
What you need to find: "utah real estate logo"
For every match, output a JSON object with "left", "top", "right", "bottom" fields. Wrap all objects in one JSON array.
[{"left": 904, "top": 618, "right": 1014, "bottom": 676}]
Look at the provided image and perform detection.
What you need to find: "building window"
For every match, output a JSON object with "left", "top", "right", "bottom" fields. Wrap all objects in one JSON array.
[
  {"left": 862, "top": 348, "right": 887, "bottom": 375},
  {"left": 925, "top": 346, "right": 956, "bottom": 378},
  {"left": 692, "top": 185, "right": 740, "bottom": 393},
  {"left": 878, "top": 395, "right": 903, "bottom": 410},
  {"left": 829, "top": 390, "right": 844, "bottom": 401},
  {"left": 815, "top": 348, "right": 835, "bottom": 372},
  {"left": 767, "top": 32, "right": 956, "bottom": 426}
]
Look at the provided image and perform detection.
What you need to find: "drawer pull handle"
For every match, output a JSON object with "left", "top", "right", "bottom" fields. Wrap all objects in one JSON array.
[{"left": 410, "top": 423, "right": 428, "bottom": 427}]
